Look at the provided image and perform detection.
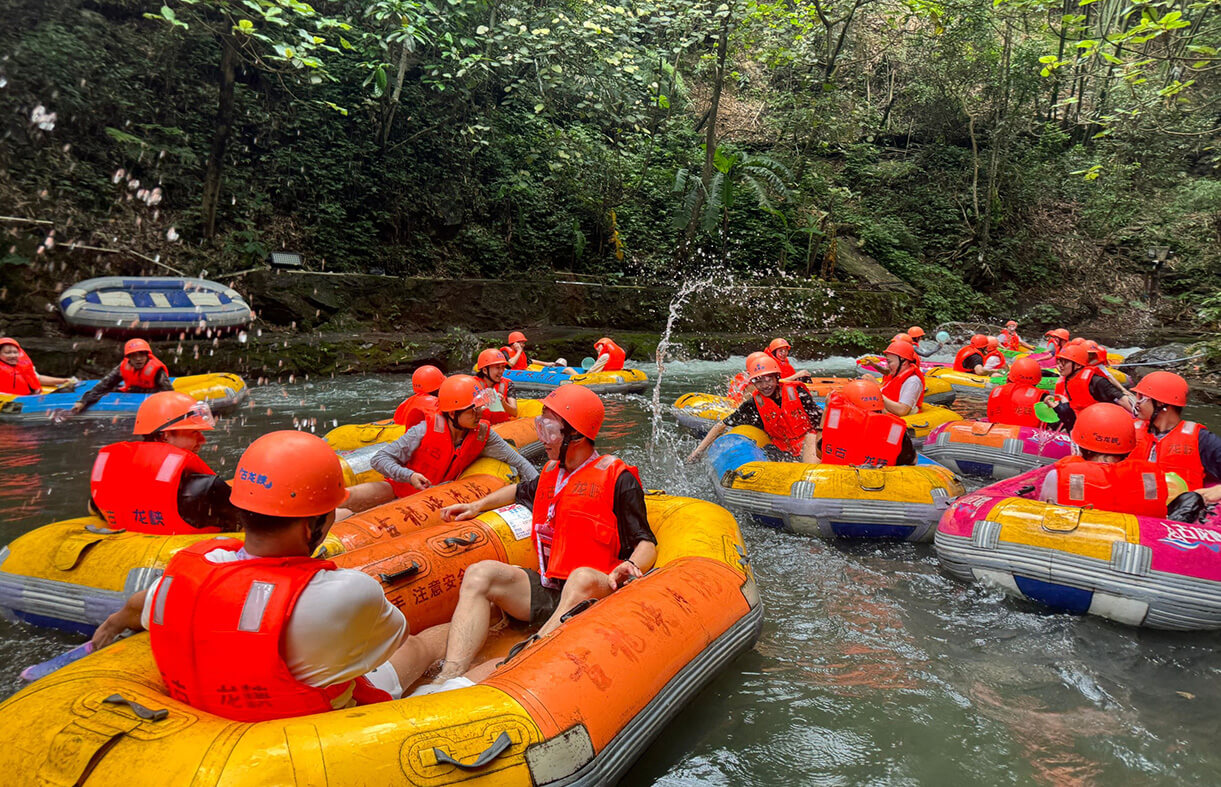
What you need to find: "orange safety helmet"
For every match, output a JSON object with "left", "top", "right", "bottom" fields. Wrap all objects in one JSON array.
[
  {"left": 1005, "top": 320, "right": 1018, "bottom": 329},
  {"left": 507, "top": 331, "right": 527, "bottom": 344},
  {"left": 595, "top": 337, "right": 613, "bottom": 348},
  {"left": 747, "top": 354, "right": 782, "bottom": 381},
  {"left": 1084, "top": 340, "right": 1106, "bottom": 365},
  {"left": 986, "top": 337, "right": 999, "bottom": 351},
  {"left": 411, "top": 365, "right": 445, "bottom": 395},
  {"left": 541, "top": 385, "right": 604, "bottom": 440},
  {"left": 969, "top": 334, "right": 989, "bottom": 349},
  {"left": 1131, "top": 371, "right": 1189, "bottom": 407},
  {"left": 1044, "top": 328, "right": 1070, "bottom": 342},
  {"left": 231, "top": 431, "right": 348, "bottom": 517},
  {"left": 476, "top": 348, "right": 508, "bottom": 371},
  {"left": 767, "top": 338, "right": 791, "bottom": 352},
  {"left": 1067, "top": 337, "right": 1086, "bottom": 346},
  {"left": 0, "top": 337, "right": 19, "bottom": 351},
  {"left": 744, "top": 351, "right": 768, "bottom": 369},
  {"left": 123, "top": 338, "right": 152, "bottom": 356},
  {"left": 908, "top": 326, "right": 926, "bottom": 340},
  {"left": 884, "top": 340, "right": 918, "bottom": 363},
  {"left": 892, "top": 333, "right": 913, "bottom": 344},
  {"left": 1056, "top": 343, "right": 1092, "bottom": 367},
  {"left": 1071, "top": 402, "right": 1136, "bottom": 454},
  {"left": 840, "top": 379, "right": 885, "bottom": 413},
  {"left": 1008, "top": 357, "right": 1043, "bottom": 387},
  {"left": 133, "top": 391, "right": 215, "bottom": 435},
  {"left": 437, "top": 374, "right": 481, "bottom": 412}
]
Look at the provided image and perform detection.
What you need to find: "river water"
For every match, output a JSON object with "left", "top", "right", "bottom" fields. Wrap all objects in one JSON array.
[{"left": 2, "top": 356, "right": 1220, "bottom": 786}]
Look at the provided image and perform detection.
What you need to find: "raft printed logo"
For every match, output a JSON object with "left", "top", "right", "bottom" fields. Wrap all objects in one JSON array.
[{"left": 1159, "top": 522, "right": 1221, "bottom": 553}]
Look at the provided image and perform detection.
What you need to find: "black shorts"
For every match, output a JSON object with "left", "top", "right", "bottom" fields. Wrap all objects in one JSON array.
[{"left": 521, "top": 569, "right": 564, "bottom": 626}]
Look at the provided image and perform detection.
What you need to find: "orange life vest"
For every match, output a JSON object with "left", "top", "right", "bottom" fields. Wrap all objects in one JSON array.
[
  {"left": 1133, "top": 419, "right": 1206, "bottom": 490},
  {"left": 999, "top": 330, "right": 1021, "bottom": 350},
  {"left": 753, "top": 382, "right": 816, "bottom": 457},
  {"left": 119, "top": 354, "right": 169, "bottom": 392},
  {"left": 726, "top": 371, "right": 750, "bottom": 404},
  {"left": 394, "top": 414, "right": 489, "bottom": 494},
  {"left": 531, "top": 454, "right": 639, "bottom": 583},
  {"left": 392, "top": 393, "right": 438, "bottom": 428},
  {"left": 982, "top": 350, "right": 1006, "bottom": 370},
  {"left": 501, "top": 346, "right": 529, "bottom": 371},
  {"left": 987, "top": 382, "right": 1044, "bottom": 428},
  {"left": 148, "top": 538, "right": 392, "bottom": 722},
  {"left": 953, "top": 346, "right": 983, "bottom": 374},
  {"left": 881, "top": 363, "right": 925, "bottom": 410},
  {"left": 1053, "top": 456, "right": 1168, "bottom": 518},
  {"left": 595, "top": 340, "right": 626, "bottom": 372},
  {"left": 0, "top": 357, "right": 40, "bottom": 395},
  {"left": 764, "top": 349, "right": 796, "bottom": 378},
  {"left": 476, "top": 375, "right": 513, "bottom": 425},
  {"left": 820, "top": 401, "right": 906, "bottom": 467},
  {"left": 90, "top": 441, "right": 221, "bottom": 534},
  {"left": 1057, "top": 367, "right": 1100, "bottom": 413}
]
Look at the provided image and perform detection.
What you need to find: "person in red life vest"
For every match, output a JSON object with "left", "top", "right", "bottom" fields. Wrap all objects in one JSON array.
[
  {"left": 89, "top": 391, "right": 238, "bottom": 534},
  {"left": 765, "top": 338, "right": 813, "bottom": 382},
  {"left": 1043, "top": 328, "right": 1070, "bottom": 355},
  {"left": 879, "top": 339, "right": 925, "bottom": 417},
  {"left": 474, "top": 348, "right": 518, "bottom": 425},
  {"left": 502, "top": 331, "right": 531, "bottom": 370},
  {"left": 393, "top": 365, "right": 444, "bottom": 427},
  {"left": 428, "top": 385, "right": 656, "bottom": 686},
  {"left": 953, "top": 334, "right": 992, "bottom": 375},
  {"left": 589, "top": 337, "right": 627, "bottom": 372},
  {"left": 997, "top": 320, "right": 1035, "bottom": 352},
  {"left": 0, "top": 337, "right": 73, "bottom": 395},
  {"left": 820, "top": 379, "right": 916, "bottom": 467},
  {"left": 340, "top": 374, "right": 537, "bottom": 517},
  {"left": 986, "top": 357, "right": 1046, "bottom": 428},
  {"left": 1131, "top": 372, "right": 1221, "bottom": 503},
  {"left": 1037, "top": 403, "right": 1167, "bottom": 518},
  {"left": 88, "top": 431, "right": 452, "bottom": 718},
  {"left": 1043, "top": 343, "right": 1134, "bottom": 433},
  {"left": 67, "top": 338, "right": 173, "bottom": 418},
  {"left": 908, "top": 325, "right": 943, "bottom": 359},
  {"left": 726, "top": 351, "right": 769, "bottom": 404},
  {"left": 981, "top": 336, "right": 1008, "bottom": 373},
  {"left": 687, "top": 354, "right": 822, "bottom": 464}
]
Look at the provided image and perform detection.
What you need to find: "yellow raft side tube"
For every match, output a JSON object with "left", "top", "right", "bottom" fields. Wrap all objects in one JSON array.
[{"left": 325, "top": 400, "right": 545, "bottom": 452}]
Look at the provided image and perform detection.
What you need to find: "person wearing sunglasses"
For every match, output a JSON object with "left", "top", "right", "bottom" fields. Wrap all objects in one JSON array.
[
  {"left": 89, "top": 391, "right": 238, "bottom": 534},
  {"left": 65, "top": 338, "right": 174, "bottom": 418},
  {"left": 1131, "top": 372, "right": 1221, "bottom": 504},
  {"left": 340, "top": 374, "right": 538, "bottom": 517}
]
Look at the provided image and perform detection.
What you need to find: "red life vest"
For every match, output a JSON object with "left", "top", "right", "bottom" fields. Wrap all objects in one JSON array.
[
  {"left": 501, "top": 346, "right": 529, "bottom": 371},
  {"left": 1000, "top": 330, "right": 1021, "bottom": 350},
  {"left": 1053, "top": 456, "right": 1168, "bottom": 518},
  {"left": 726, "top": 371, "right": 750, "bottom": 404},
  {"left": 881, "top": 363, "right": 925, "bottom": 410},
  {"left": 391, "top": 414, "right": 489, "bottom": 496},
  {"left": 986, "top": 383, "right": 1044, "bottom": 428},
  {"left": 753, "top": 383, "right": 816, "bottom": 457},
  {"left": 819, "top": 402, "right": 906, "bottom": 467},
  {"left": 595, "top": 340, "right": 626, "bottom": 372},
  {"left": 1060, "top": 367, "right": 1100, "bottom": 414},
  {"left": 764, "top": 349, "right": 797, "bottom": 378},
  {"left": 476, "top": 375, "right": 513, "bottom": 425},
  {"left": 982, "top": 350, "right": 1006, "bottom": 370},
  {"left": 90, "top": 441, "right": 221, "bottom": 534},
  {"left": 0, "top": 357, "right": 40, "bottom": 395},
  {"left": 1133, "top": 420, "right": 1206, "bottom": 490},
  {"left": 392, "top": 393, "right": 438, "bottom": 428},
  {"left": 953, "top": 346, "right": 983, "bottom": 374},
  {"left": 531, "top": 454, "right": 639, "bottom": 582},
  {"left": 119, "top": 354, "right": 169, "bottom": 392},
  {"left": 148, "top": 538, "right": 392, "bottom": 722}
]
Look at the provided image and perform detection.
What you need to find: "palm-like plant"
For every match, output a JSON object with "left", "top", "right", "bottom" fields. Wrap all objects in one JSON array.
[{"left": 674, "top": 145, "right": 791, "bottom": 259}]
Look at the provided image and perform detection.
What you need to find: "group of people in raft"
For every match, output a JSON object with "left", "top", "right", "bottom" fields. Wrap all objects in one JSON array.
[
  {"left": 687, "top": 323, "right": 1221, "bottom": 520},
  {"left": 50, "top": 329, "right": 646, "bottom": 718}
]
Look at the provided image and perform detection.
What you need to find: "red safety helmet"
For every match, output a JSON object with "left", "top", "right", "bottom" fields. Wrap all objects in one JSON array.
[
  {"left": 123, "top": 338, "right": 152, "bottom": 356},
  {"left": 1008, "top": 357, "right": 1043, "bottom": 387},
  {"left": 969, "top": 334, "right": 989, "bottom": 349},
  {"left": 908, "top": 326, "right": 926, "bottom": 340},
  {"left": 1044, "top": 328, "right": 1070, "bottom": 342},
  {"left": 884, "top": 340, "right": 918, "bottom": 363},
  {"left": 1131, "top": 371, "right": 1189, "bottom": 407},
  {"left": 767, "top": 338, "right": 791, "bottom": 353},
  {"left": 507, "top": 331, "right": 527, "bottom": 344},
  {"left": 0, "top": 337, "right": 20, "bottom": 351},
  {"left": 1056, "top": 344, "right": 1092, "bottom": 366},
  {"left": 476, "top": 348, "right": 508, "bottom": 371},
  {"left": 892, "top": 333, "right": 913, "bottom": 344},
  {"left": 411, "top": 365, "right": 445, "bottom": 395},
  {"left": 1084, "top": 340, "right": 1106, "bottom": 365},
  {"left": 437, "top": 375, "right": 481, "bottom": 412},
  {"left": 231, "top": 431, "right": 349, "bottom": 517},
  {"left": 986, "top": 337, "right": 999, "bottom": 351},
  {"left": 133, "top": 391, "right": 214, "bottom": 435},
  {"left": 1068, "top": 337, "right": 1086, "bottom": 346},
  {"left": 1005, "top": 320, "right": 1018, "bottom": 329},
  {"left": 541, "top": 385, "right": 604, "bottom": 440},
  {"left": 840, "top": 379, "right": 885, "bottom": 413},
  {"left": 747, "top": 354, "right": 782, "bottom": 381},
  {"left": 595, "top": 337, "right": 613, "bottom": 348},
  {"left": 1071, "top": 402, "right": 1136, "bottom": 454}
]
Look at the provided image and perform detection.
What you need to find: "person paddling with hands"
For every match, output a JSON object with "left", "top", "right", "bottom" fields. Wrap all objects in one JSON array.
[{"left": 65, "top": 339, "right": 173, "bottom": 418}]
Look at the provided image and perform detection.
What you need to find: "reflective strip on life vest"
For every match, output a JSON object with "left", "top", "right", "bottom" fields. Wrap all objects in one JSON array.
[
  {"left": 237, "top": 581, "right": 276, "bottom": 633},
  {"left": 155, "top": 453, "right": 186, "bottom": 483}
]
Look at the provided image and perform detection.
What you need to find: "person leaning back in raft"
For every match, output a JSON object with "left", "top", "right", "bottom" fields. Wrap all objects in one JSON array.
[
  {"left": 64, "top": 338, "right": 174, "bottom": 418},
  {"left": 341, "top": 375, "right": 538, "bottom": 517},
  {"left": 90, "top": 391, "right": 239, "bottom": 534},
  {"left": 588, "top": 336, "right": 627, "bottom": 373},
  {"left": 88, "top": 431, "right": 454, "bottom": 719},
  {"left": 0, "top": 337, "right": 74, "bottom": 395},
  {"left": 473, "top": 348, "right": 518, "bottom": 425},
  {"left": 426, "top": 385, "right": 657, "bottom": 688},
  {"left": 687, "top": 354, "right": 822, "bottom": 464}
]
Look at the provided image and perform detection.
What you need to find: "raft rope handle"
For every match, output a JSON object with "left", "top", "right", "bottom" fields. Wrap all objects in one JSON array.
[
  {"left": 731, "top": 469, "right": 758, "bottom": 482},
  {"left": 85, "top": 524, "right": 126, "bottom": 535},
  {"left": 103, "top": 694, "right": 168, "bottom": 722},
  {"left": 559, "top": 597, "right": 598, "bottom": 622},
  {"left": 497, "top": 634, "right": 541, "bottom": 667},
  {"left": 432, "top": 731, "right": 513, "bottom": 770},
  {"left": 1015, "top": 484, "right": 1037, "bottom": 498},
  {"left": 377, "top": 561, "right": 422, "bottom": 584},
  {"left": 853, "top": 467, "right": 887, "bottom": 492},
  {"left": 442, "top": 532, "right": 480, "bottom": 548}
]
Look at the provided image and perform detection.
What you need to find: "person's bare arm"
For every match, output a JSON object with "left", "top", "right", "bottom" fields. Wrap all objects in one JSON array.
[
  {"left": 441, "top": 483, "right": 520, "bottom": 521},
  {"left": 91, "top": 589, "right": 149, "bottom": 649}
]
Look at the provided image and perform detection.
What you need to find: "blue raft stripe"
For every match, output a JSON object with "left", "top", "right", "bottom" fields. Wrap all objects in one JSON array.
[
  {"left": 830, "top": 522, "right": 916, "bottom": 539},
  {"left": 752, "top": 514, "right": 786, "bottom": 529},
  {"left": 130, "top": 291, "right": 154, "bottom": 308},
  {"left": 3, "top": 378, "right": 193, "bottom": 415},
  {"left": 1013, "top": 575, "right": 1093, "bottom": 614},
  {"left": 84, "top": 291, "right": 102, "bottom": 304},
  {"left": 8, "top": 610, "right": 97, "bottom": 637},
  {"left": 505, "top": 368, "right": 574, "bottom": 385},
  {"left": 956, "top": 460, "right": 996, "bottom": 476}
]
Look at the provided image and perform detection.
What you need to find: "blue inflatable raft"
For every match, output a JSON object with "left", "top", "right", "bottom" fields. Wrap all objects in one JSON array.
[
  {"left": 58, "top": 277, "right": 251, "bottom": 333},
  {"left": 0, "top": 374, "right": 249, "bottom": 419}
]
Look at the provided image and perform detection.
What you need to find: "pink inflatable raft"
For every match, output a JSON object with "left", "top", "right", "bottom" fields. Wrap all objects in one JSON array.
[
  {"left": 920, "top": 420, "right": 1073, "bottom": 479},
  {"left": 935, "top": 465, "right": 1221, "bottom": 630}
]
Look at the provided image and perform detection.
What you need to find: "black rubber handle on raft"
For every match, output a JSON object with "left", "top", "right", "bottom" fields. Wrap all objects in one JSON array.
[
  {"left": 560, "top": 597, "right": 598, "bottom": 623},
  {"left": 1016, "top": 484, "right": 1036, "bottom": 497},
  {"left": 433, "top": 731, "right": 512, "bottom": 770},
  {"left": 103, "top": 694, "right": 168, "bottom": 721},
  {"left": 442, "top": 532, "right": 480, "bottom": 548},
  {"left": 378, "top": 561, "right": 421, "bottom": 584}
]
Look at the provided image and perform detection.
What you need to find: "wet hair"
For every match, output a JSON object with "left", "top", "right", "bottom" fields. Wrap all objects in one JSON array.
[
  {"left": 238, "top": 509, "right": 329, "bottom": 536},
  {"left": 142, "top": 433, "right": 167, "bottom": 443},
  {"left": 1081, "top": 448, "right": 1129, "bottom": 462}
]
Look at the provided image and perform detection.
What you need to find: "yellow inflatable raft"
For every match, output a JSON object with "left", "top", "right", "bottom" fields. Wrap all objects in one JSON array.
[{"left": 0, "top": 493, "right": 760, "bottom": 786}]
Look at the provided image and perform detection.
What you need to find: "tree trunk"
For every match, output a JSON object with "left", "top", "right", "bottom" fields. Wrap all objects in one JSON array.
[
  {"left": 201, "top": 34, "right": 238, "bottom": 242},
  {"left": 380, "top": 41, "right": 412, "bottom": 149}
]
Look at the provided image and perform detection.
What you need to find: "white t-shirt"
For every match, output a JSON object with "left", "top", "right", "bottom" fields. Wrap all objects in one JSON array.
[
  {"left": 897, "top": 376, "right": 923, "bottom": 409},
  {"left": 983, "top": 355, "right": 1004, "bottom": 371},
  {"left": 142, "top": 547, "right": 408, "bottom": 694}
]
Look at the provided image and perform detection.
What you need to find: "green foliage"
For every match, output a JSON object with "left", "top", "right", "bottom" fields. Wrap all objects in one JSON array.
[{"left": 828, "top": 328, "right": 876, "bottom": 354}]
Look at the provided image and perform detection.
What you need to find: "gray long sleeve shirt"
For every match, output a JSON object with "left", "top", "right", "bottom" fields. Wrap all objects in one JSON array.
[{"left": 370, "top": 422, "right": 539, "bottom": 485}]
